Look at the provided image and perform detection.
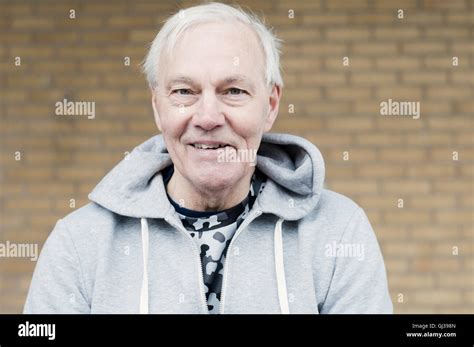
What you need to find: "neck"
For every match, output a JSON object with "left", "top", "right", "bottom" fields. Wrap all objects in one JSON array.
[{"left": 166, "top": 169, "right": 255, "bottom": 212}]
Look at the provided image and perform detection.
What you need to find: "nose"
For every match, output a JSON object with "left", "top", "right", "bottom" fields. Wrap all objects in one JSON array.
[{"left": 191, "top": 90, "right": 225, "bottom": 131}]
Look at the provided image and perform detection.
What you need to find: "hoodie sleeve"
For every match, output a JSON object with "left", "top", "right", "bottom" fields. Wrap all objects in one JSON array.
[
  {"left": 24, "top": 219, "right": 91, "bottom": 313},
  {"left": 320, "top": 207, "right": 393, "bottom": 314}
]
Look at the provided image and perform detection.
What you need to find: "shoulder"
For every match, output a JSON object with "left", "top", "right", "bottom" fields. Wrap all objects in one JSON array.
[
  {"left": 52, "top": 202, "right": 124, "bottom": 250},
  {"left": 297, "top": 188, "right": 365, "bottom": 242}
]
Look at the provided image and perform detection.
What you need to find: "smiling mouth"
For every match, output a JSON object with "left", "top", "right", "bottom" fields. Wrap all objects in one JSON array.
[{"left": 190, "top": 143, "right": 231, "bottom": 150}]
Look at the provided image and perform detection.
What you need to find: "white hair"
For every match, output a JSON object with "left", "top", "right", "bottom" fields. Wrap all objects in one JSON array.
[{"left": 141, "top": 1, "right": 284, "bottom": 89}]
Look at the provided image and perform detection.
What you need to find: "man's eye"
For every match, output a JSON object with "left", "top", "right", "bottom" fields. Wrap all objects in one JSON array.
[
  {"left": 172, "top": 89, "right": 193, "bottom": 95},
  {"left": 225, "top": 88, "right": 247, "bottom": 95}
]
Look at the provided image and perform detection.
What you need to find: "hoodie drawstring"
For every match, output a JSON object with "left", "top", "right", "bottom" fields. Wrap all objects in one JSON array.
[
  {"left": 139, "top": 216, "right": 289, "bottom": 314},
  {"left": 274, "top": 217, "right": 290, "bottom": 314},
  {"left": 140, "top": 218, "right": 149, "bottom": 314}
]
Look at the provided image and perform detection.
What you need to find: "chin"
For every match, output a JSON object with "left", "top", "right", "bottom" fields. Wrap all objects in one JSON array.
[{"left": 189, "top": 163, "right": 246, "bottom": 191}]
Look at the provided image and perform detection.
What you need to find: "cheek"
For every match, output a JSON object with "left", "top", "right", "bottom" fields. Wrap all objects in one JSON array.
[
  {"left": 159, "top": 107, "right": 190, "bottom": 139},
  {"left": 228, "top": 105, "right": 266, "bottom": 141}
]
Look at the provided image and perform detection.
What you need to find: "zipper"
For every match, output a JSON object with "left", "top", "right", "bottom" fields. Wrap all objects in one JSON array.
[
  {"left": 165, "top": 215, "right": 210, "bottom": 314},
  {"left": 219, "top": 209, "right": 263, "bottom": 314}
]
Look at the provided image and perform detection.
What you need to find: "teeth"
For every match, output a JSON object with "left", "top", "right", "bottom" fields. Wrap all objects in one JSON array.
[{"left": 194, "top": 143, "right": 222, "bottom": 149}]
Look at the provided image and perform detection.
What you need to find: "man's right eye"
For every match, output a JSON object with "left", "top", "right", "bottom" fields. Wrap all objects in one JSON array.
[{"left": 172, "top": 89, "right": 193, "bottom": 95}]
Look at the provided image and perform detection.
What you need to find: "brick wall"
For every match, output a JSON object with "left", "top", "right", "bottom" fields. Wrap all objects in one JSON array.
[{"left": 0, "top": 0, "right": 472, "bottom": 313}]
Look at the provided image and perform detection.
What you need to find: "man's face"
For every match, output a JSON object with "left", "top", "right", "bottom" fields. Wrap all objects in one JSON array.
[{"left": 151, "top": 21, "right": 281, "bottom": 192}]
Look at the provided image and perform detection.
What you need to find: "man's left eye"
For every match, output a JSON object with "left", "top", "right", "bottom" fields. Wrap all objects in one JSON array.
[{"left": 225, "top": 88, "right": 247, "bottom": 95}]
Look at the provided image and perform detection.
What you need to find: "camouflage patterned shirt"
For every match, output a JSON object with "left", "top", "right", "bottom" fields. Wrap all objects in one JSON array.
[{"left": 163, "top": 165, "right": 266, "bottom": 313}]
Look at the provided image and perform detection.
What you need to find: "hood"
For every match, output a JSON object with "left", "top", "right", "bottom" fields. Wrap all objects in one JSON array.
[{"left": 88, "top": 132, "right": 325, "bottom": 221}]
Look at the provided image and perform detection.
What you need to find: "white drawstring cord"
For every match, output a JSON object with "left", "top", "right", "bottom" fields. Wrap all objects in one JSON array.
[
  {"left": 274, "top": 218, "right": 290, "bottom": 314},
  {"left": 140, "top": 218, "right": 149, "bottom": 314}
]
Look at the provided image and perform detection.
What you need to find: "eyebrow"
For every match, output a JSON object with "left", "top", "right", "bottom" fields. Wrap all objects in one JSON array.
[{"left": 166, "top": 75, "right": 256, "bottom": 91}]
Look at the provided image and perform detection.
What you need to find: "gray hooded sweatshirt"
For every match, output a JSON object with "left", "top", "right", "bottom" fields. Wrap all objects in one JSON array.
[{"left": 24, "top": 133, "right": 393, "bottom": 314}]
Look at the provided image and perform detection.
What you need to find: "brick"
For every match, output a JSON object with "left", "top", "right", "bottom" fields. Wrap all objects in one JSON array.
[
  {"left": 382, "top": 180, "right": 431, "bottom": 194},
  {"left": 5, "top": 167, "right": 54, "bottom": 181},
  {"left": 374, "top": 27, "right": 420, "bottom": 40},
  {"left": 56, "top": 167, "right": 105, "bottom": 181},
  {"left": 455, "top": 101, "right": 474, "bottom": 115},
  {"left": 375, "top": 57, "right": 421, "bottom": 70},
  {"left": 325, "top": 57, "right": 373, "bottom": 69},
  {"left": 274, "top": 117, "right": 324, "bottom": 131},
  {"left": 277, "top": 0, "right": 322, "bottom": 10},
  {"left": 12, "top": 18, "right": 54, "bottom": 29},
  {"left": 306, "top": 133, "right": 352, "bottom": 146},
  {"left": 279, "top": 28, "right": 321, "bottom": 42},
  {"left": 326, "top": 148, "right": 376, "bottom": 162},
  {"left": 326, "top": 28, "right": 370, "bottom": 41},
  {"left": 376, "top": 118, "right": 424, "bottom": 130},
  {"left": 300, "top": 72, "right": 347, "bottom": 86},
  {"left": 435, "top": 211, "right": 474, "bottom": 224},
  {"left": 376, "top": 86, "right": 423, "bottom": 100},
  {"left": 384, "top": 242, "right": 434, "bottom": 257},
  {"left": 425, "top": 28, "right": 470, "bottom": 39},
  {"left": 447, "top": 13, "right": 473, "bottom": 24},
  {"left": 327, "top": 180, "right": 378, "bottom": 194},
  {"left": 327, "top": 117, "right": 374, "bottom": 130},
  {"left": 358, "top": 196, "right": 401, "bottom": 209},
  {"left": 378, "top": 148, "right": 427, "bottom": 162},
  {"left": 302, "top": 43, "right": 347, "bottom": 55},
  {"left": 4, "top": 198, "right": 52, "bottom": 211},
  {"left": 414, "top": 290, "right": 462, "bottom": 305},
  {"left": 384, "top": 210, "right": 431, "bottom": 224},
  {"left": 405, "top": 132, "right": 453, "bottom": 146},
  {"left": 353, "top": 43, "right": 398, "bottom": 55},
  {"left": 406, "top": 165, "right": 455, "bottom": 178},
  {"left": 325, "top": 164, "right": 356, "bottom": 178},
  {"left": 402, "top": 71, "right": 447, "bottom": 84},
  {"left": 413, "top": 258, "right": 461, "bottom": 272},
  {"left": 352, "top": 72, "right": 397, "bottom": 85},
  {"left": 423, "top": 0, "right": 466, "bottom": 9},
  {"left": 326, "top": 87, "right": 372, "bottom": 100},
  {"left": 428, "top": 117, "right": 473, "bottom": 130},
  {"left": 433, "top": 181, "right": 473, "bottom": 193},
  {"left": 431, "top": 148, "right": 474, "bottom": 162},
  {"left": 409, "top": 195, "right": 456, "bottom": 209},
  {"left": 350, "top": 14, "right": 393, "bottom": 24},
  {"left": 437, "top": 275, "right": 474, "bottom": 288},
  {"left": 451, "top": 72, "right": 474, "bottom": 84},
  {"left": 409, "top": 226, "right": 459, "bottom": 240},
  {"left": 326, "top": 0, "right": 368, "bottom": 10},
  {"left": 403, "top": 42, "right": 446, "bottom": 54},
  {"left": 129, "top": 29, "right": 158, "bottom": 43},
  {"left": 357, "top": 164, "right": 405, "bottom": 178},
  {"left": 424, "top": 57, "right": 457, "bottom": 69},
  {"left": 390, "top": 275, "right": 435, "bottom": 288},
  {"left": 451, "top": 41, "right": 473, "bottom": 54},
  {"left": 302, "top": 13, "right": 348, "bottom": 25},
  {"left": 303, "top": 101, "right": 352, "bottom": 115},
  {"left": 384, "top": 259, "right": 408, "bottom": 272},
  {"left": 107, "top": 16, "right": 154, "bottom": 28},
  {"left": 283, "top": 58, "right": 321, "bottom": 71}
]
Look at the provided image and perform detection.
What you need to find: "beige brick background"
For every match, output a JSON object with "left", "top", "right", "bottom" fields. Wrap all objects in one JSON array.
[{"left": 0, "top": 0, "right": 472, "bottom": 313}]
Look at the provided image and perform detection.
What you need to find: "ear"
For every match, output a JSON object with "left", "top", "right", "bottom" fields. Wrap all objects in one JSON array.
[
  {"left": 151, "top": 90, "right": 162, "bottom": 132},
  {"left": 263, "top": 84, "right": 282, "bottom": 133}
]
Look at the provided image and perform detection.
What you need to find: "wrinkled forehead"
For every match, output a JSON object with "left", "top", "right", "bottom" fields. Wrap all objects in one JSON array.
[{"left": 160, "top": 21, "right": 267, "bottom": 88}]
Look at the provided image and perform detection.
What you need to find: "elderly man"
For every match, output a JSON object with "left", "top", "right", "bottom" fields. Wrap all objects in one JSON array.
[{"left": 24, "top": 2, "right": 392, "bottom": 314}]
